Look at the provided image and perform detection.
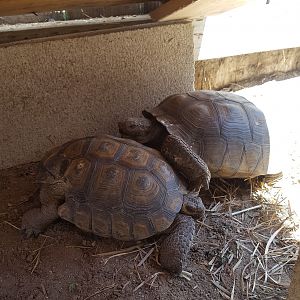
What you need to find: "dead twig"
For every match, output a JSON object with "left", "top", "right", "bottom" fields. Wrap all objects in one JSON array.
[
  {"left": 231, "top": 205, "right": 262, "bottom": 216},
  {"left": 212, "top": 280, "right": 231, "bottom": 298},
  {"left": 196, "top": 220, "right": 214, "bottom": 230},
  {"left": 122, "top": 281, "right": 130, "bottom": 291},
  {"left": 179, "top": 270, "right": 193, "bottom": 281},
  {"left": 103, "top": 249, "right": 142, "bottom": 265},
  {"left": 65, "top": 245, "right": 94, "bottom": 249},
  {"left": 133, "top": 272, "right": 166, "bottom": 292},
  {"left": 83, "top": 284, "right": 115, "bottom": 300},
  {"left": 93, "top": 243, "right": 155, "bottom": 264},
  {"left": 40, "top": 283, "right": 48, "bottom": 299},
  {"left": 264, "top": 224, "right": 285, "bottom": 283},
  {"left": 230, "top": 277, "right": 236, "bottom": 300},
  {"left": 3, "top": 220, "right": 20, "bottom": 231},
  {"left": 137, "top": 246, "right": 155, "bottom": 267},
  {"left": 92, "top": 243, "right": 144, "bottom": 257},
  {"left": 31, "top": 237, "right": 48, "bottom": 273}
]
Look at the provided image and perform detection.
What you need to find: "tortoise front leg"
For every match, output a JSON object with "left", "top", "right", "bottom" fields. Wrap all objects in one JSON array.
[
  {"left": 21, "top": 187, "right": 62, "bottom": 238},
  {"left": 159, "top": 214, "right": 195, "bottom": 274},
  {"left": 161, "top": 135, "right": 211, "bottom": 194}
]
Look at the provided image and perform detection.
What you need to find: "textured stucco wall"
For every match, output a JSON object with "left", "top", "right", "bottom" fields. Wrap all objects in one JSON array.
[{"left": 0, "top": 23, "right": 194, "bottom": 169}]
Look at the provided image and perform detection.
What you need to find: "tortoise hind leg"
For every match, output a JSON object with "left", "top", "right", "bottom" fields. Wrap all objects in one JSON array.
[
  {"left": 159, "top": 214, "right": 195, "bottom": 274},
  {"left": 161, "top": 135, "right": 211, "bottom": 194}
]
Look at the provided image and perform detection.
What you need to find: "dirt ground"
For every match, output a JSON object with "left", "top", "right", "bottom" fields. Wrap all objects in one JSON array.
[
  {"left": 0, "top": 162, "right": 236, "bottom": 300},
  {"left": 0, "top": 162, "right": 296, "bottom": 300},
  {"left": 1, "top": 76, "right": 299, "bottom": 300}
]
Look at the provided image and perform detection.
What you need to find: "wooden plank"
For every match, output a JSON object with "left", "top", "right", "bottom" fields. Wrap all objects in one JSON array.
[
  {"left": 0, "top": 2, "right": 162, "bottom": 24},
  {"left": 0, "top": 19, "right": 186, "bottom": 48},
  {"left": 194, "top": 47, "right": 300, "bottom": 91},
  {"left": 66, "top": 2, "right": 162, "bottom": 19},
  {"left": 0, "top": 15, "right": 152, "bottom": 45},
  {"left": 150, "top": 0, "right": 248, "bottom": 21},
  {"left": 0, "top": 0, "right": 151, "bottom": 17},
  {"left": 193, "top": 19, "right": 205, "bottom": 61}
]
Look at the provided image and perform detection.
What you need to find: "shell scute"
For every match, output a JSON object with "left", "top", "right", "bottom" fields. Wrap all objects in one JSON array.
[
  {"left": 48, "top": 135, "right": 182, "bottom": 241},
  {"left": 147, "top": 90, "right": 270, "bottom": 178},
  {"left": 118, "top": 146, "right": 150, "bottom": 168}
]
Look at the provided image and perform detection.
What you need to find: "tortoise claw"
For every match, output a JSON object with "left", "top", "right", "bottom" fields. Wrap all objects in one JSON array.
[
  {"left": 188, "top": 191, "right": 200, "bottom": 198},
  {"left": 188, "top": 183, "right": 202, "bottom": 196},
  {"left": 189, "top": 176, "right": 210, "bottom": 195},
  {"left": 21, "top": 225, "right": 41, "bottom": 239},
  {"left": 21, "top": 207, "right": 47, "bottom": 239}
]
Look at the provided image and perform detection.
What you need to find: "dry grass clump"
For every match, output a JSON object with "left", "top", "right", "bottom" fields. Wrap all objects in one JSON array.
[
  {"left": 79, "top": 176, "right": 299, "bottom": 299},
  {"left": 201, "top": 177, "right": 299, "bottom": 299}
]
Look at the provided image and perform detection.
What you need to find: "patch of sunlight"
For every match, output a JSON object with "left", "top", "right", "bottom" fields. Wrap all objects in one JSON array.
[
  {"left": 235, "top": 76, "right": 300, "bottom": 239},
  {"left": 199, "top": 0, "right": 300, "bottom": 59}
]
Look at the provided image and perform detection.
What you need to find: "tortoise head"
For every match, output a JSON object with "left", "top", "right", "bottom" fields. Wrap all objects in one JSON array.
[
  {"left": 118, "top": 117, "right": 155, "bottom": 143},
  {"left": 38, "top": 153, "right": 70, "bottom": 197}
]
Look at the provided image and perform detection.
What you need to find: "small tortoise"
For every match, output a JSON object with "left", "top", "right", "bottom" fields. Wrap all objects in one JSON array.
[
  {"left": 119, "top": 90, "right": 271, "bottom": 179},
  {"left": 22, "top": 135, "right": 205, "bottom": 274}
]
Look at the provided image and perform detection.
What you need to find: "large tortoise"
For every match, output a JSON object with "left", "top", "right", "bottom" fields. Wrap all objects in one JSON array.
[
  {"left": 22, "top": 135, "right": 205, "bottom": 274},
  {"left": 119, "top": 90, "right": 271, "bottom": 178}
]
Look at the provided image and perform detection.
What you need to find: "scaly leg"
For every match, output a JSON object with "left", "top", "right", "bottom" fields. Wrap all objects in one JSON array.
[
  {"left": 161, "top": 135, "right": 211, "bottom": 194},
  {"left": 159, "top": 214, "right": 195, "bottom": 274},
  {"left": 21, "top": 186, "right": 63, "bottom": 238}
]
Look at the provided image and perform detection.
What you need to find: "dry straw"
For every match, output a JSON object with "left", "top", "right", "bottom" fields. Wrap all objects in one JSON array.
[{"left": 203, "top": 177, "right": 299, "bottom": 299}]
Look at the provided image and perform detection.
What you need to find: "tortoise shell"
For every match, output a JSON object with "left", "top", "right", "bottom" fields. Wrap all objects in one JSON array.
[
  {"left": 42, "top": 135, "right": 183, "bottom": 241},
  {"left": 144, "top": 90, "right": 270, "bottom": 178}
]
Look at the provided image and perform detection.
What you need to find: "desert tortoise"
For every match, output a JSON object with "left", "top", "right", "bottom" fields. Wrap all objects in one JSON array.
[
  {"left": 119, "top": 90, "right": 270, "bottom": 179},
  {"left": 22, "top": 135, "right": 205, "bottom": 274}
]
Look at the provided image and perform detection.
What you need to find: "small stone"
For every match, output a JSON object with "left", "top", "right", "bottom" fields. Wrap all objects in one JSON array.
[{"left": 26, "top": 254, "right": 34, "bottom": 262}]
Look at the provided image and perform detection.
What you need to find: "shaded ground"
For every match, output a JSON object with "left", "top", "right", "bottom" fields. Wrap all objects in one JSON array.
[
  {"left": 0, "top": 162, "right": 235, "bottom": 300},
  {"left": 1, "top": 76, "right": 299, "bottom": 299},
  {"left": 0, "top": 162, "right": 297, "bottom": 300}
]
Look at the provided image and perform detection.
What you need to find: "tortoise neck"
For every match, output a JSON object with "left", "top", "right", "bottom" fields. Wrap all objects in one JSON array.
[{"left": 144, "top": 122, "right": 167, "bottom": 150}]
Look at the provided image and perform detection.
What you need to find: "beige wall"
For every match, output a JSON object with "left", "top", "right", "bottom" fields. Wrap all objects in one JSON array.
[{"left": 0, "top": 23, "right": 194, "bottom": 169}]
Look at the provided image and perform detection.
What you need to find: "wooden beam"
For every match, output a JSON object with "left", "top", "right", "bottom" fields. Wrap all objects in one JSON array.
[
  {"left": 195, "top": 47, "right": 300, "bottom": 91},
  {"left": 0, "top": 15, "right": 152, "bottom": 46},
  {"left": 193, "top": 19, "right": 205, "bottom": 61},
  {"left": 150, "top": 0, "right": 248, "bottom": 21},
  {"left": 0, "top": 0, "right": 151, "bottom": 17}
]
